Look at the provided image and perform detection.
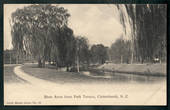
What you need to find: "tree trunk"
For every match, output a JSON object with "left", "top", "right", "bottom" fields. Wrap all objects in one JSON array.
[
  {"left": 130, "top": 52, "right": 133, "bottom": 64},
  {"left": 77, "top": 56, "right": 80, "bottom": 72},
  {"left": 55, "top": 62, "right": 58, "bottom": 70},
  {"left": 159, "top": 55, "right": 162, "bottom": 64},
  {"left": 16, "top": 55, "right": 19, "bottom": 64},
  {"left": 10, "top": 52, "right": 11, "bottom": 64},
  {"left": 38, "top": 58, "right": 42, "bottom": 68},
  {"left": 121, "top": 55, "right": 123, "bottom": 64},
  {"left": 48, "top": 58, "right": 51, "bottom": 64},
  {"left": 42, "top": 59, "right": 45, "bottom": 68},
  {"left": 66, "top": 66, "right": 69, "bottom": 72}
]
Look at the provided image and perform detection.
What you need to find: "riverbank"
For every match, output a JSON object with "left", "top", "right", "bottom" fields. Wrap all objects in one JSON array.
[{"left": 96, "top": 63, "right": 167, "bottom": 76}]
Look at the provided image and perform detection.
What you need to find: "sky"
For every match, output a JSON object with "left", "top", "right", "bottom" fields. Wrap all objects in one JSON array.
[{"left": 4, "top": 4, "right": 124, "bottom": 50}]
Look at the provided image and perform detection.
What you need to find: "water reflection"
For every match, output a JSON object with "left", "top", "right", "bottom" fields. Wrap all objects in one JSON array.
[{"left": 82, "top": 71, "right": 166, "bottom": 83}]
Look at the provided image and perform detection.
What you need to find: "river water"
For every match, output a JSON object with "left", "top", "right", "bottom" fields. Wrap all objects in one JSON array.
[{"left": 82, "top": 71, "right": 166, "bottom": 83}]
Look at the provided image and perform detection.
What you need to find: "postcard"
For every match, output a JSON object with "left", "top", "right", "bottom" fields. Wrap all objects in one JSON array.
[{"left": 4, "top": 4, "right": 167, "bottom": 105}]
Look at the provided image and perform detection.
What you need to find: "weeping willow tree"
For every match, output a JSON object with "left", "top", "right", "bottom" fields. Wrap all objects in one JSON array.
[
  {"left": 116, "top": 4, "right": 167, "bottom": 63},
  {"left": 11, "top": 4, "right": 72, "bottom": 67}
]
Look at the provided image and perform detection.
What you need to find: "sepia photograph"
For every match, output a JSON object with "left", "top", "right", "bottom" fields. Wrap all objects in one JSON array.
[{"left": 4, "top": 4, "right": 167, "bottom": 105}]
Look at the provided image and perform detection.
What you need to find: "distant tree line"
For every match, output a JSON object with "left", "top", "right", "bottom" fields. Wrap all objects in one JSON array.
[
  {"left": 108, "top": 37, "right": 131, "bottom": 64},
  {"left": 4, "top": 50, "right": 17, "bottom": 64},
  {"left": 4, "top": 49, "right": 34, "bottom": 64}
]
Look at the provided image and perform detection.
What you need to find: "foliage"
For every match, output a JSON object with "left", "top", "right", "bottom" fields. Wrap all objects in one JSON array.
[
  {"left": 75, "top": 36, "right": 90, "bottom": 65},
  {"left": 116, "top": 4, "right": 167, "bottom": 63},
  {"left": 109, "top": 38, "right": 131, "bottom": 63},
  {"left": 11, "top": 4, "right": 73, "bottom": 67},
  {"left": 90, "top": 44, "right": 108, "bottom": 64}
]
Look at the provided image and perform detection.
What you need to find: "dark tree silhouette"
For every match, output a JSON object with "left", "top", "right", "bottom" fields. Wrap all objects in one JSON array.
[
  {"left": 116, "top": 4, "right": 167, "bottom": 63},
  {"left": 11, "top": 4, "right": 72, "bottom": 67}
]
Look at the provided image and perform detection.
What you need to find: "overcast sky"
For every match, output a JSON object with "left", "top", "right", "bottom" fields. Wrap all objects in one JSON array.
[{"left": 4, "top": 4, "right": 123, "bottom": 50}]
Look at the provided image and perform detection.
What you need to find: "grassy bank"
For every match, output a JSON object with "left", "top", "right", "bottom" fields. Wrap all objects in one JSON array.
[{"left": 96, "top": 63, "right": 166, "bottom": 76}]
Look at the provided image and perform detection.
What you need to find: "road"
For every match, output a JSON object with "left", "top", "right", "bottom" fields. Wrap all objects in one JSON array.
[{"left": 4, "top": 64, "right": 166, "bottom": 105}]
